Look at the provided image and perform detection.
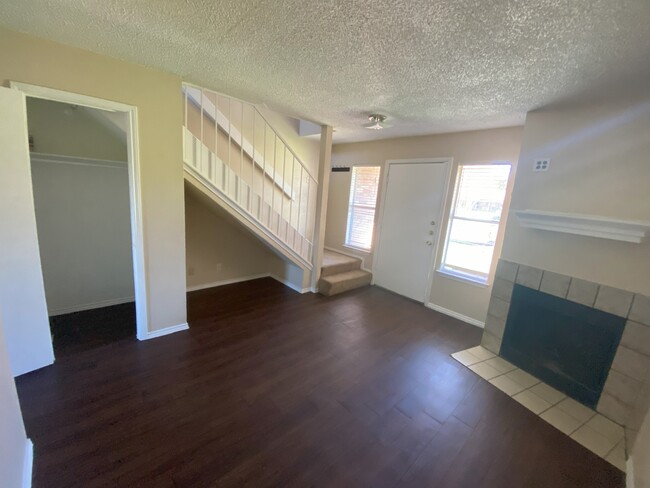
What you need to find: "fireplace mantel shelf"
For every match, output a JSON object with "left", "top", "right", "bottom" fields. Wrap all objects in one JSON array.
[{"left": 514, "top": 210, "right": 650, "bottom": 244}]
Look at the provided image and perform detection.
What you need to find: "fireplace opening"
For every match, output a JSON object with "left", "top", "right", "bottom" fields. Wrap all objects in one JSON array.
[{"left": 500, "top": 285, "right": 625, "bottom": 409}]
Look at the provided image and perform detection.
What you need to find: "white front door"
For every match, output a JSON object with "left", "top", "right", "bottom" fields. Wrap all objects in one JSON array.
[{"left": 374, "top": 161, "right": 449, "bottom": 302}]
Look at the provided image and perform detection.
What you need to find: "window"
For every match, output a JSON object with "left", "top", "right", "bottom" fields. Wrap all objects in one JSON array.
[
  {"left": 440, "top": 163, "right": 511, "bottom": 284},
  {"left": 345, "top": 166, "right": 381, "bottom": 251}
]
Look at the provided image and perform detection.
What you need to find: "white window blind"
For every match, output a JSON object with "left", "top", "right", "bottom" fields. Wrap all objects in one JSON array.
[
  {"left": 440, "top": 163, "right": 511, "bottom": 284},
  {"left": 345, "top": 166, "right": 381, "bottom": 250}
]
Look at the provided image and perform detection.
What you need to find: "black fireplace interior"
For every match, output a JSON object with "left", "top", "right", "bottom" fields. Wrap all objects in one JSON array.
[{"left": 501, "top": 284, "right": 625, "bottom": 409}]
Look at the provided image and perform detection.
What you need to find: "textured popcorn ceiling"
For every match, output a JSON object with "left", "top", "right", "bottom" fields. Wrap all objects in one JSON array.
[{"left": 2, "top": 0, "right": 649, "bottom": 142}]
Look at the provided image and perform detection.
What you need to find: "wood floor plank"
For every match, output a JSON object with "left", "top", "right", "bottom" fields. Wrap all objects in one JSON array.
[{"left": 15, "top": 278, "right": 624, "bottom": 487}]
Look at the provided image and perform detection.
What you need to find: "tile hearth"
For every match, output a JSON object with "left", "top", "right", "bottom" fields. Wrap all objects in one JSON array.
[
  {"left": 451, "top": 345, "right": 626, "bottom": 471},
  {"left": 481, "top": 258, "right": 650, "bottom": 457}
]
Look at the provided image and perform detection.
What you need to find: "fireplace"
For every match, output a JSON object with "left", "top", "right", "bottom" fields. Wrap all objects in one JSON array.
[
  {"left": 500, "top": 284, "right": 626, "bottom": 409},
  {"left": 480, "top": 259, "right": 650, "bottom": 456}
]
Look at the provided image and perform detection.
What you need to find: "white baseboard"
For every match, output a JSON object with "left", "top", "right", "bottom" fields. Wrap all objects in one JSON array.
[
  {"left": 185, "top": 272, "right": 313, "bottom": 294},
  {"left": 425, "top": 302, "right": 485, "bottom": 328},
  {"left": 186, "top": 273, "right": 270, "bottom": 292},
  {"left": 626, "top": 456, "right": 634, "bottom": 488},
  {"left": 270, "top": 274, "right": 312, "bottom": 294},
  {"left": 138, "top": 322, "right": 189, "bottom": 341},
  {"left": 23, "top": 439, "right": 33, "bottom": 488},
  {"left": 324, "top": 246, "right": 372, "bottom": 273},
  {"left": 49, "top": 296, "right": 135, "bottom": 316}
]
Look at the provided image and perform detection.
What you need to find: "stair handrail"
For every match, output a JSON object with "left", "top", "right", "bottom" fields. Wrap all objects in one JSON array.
[{"left": 182, "top": 82, "right": 317, "bottom": 184}]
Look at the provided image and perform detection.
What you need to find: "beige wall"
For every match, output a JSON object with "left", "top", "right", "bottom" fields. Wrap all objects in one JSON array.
[
  {"left": 185, "top": 185, "right": 312, "bottom": 293},
  {"left": 501, "top": 97, "right": 650, "bottom": 296},
  {"left": 0, "top": 27, "right": 187, "bottom": 334},
  {"left": 270, "top": 258, "right": 310, "bottom": 291},
  {"left": 497, "top": 95, "right": 650, "bottom": 480},
  {"left": 185, "top": 189, "right": 282, "bottom": 289},
  {"left": 325, "top": 169, "right": 375, "bottom": 270},
  {"left": 329, "top": 126, "right": 523, "bottom": 323},
  {"left": 26, "top": 97, "right": 127, "bottom": 161},
  {"left": 0, "top": 313, "right": 29, "bottom": 488}
]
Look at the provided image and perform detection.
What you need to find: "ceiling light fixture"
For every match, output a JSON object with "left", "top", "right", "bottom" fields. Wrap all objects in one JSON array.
[{"left": 364, "top": 114, "right": 387, "bottom": 130}]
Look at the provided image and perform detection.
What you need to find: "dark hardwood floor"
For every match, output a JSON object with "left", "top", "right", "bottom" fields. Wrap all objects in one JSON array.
[
  {"left": 16, "top": 278, "right": 623, "bottom": 487},
  {"left": 49, "top": 302, "right": 136, "bottom": 357}
]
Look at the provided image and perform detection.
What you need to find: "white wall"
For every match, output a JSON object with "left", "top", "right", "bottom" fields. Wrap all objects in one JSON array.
[
  {"left": 632, "top": 407, "right": 650, "bottom": 488},
  {"left": 0, "top": 87, "right": 54, "bottom": 376},
  {"left": 626, "top": 349, "right": 650, "bottom": 487},
  {"left": 26, "top": 97, "right": 127, "bottom": 161},
  {"left": 329, "top": 127, "right": 523, "bottom": 323},
  {"left": 501, "top": 96, "right": 650, "bottom": 296},
  {"left": 31, "top": 157, "right": 134, "bottom": 315},
  {"left": 0, "top": 314, "right": 30, "bottom": 488},
  {"left": 630, "top": 369, "right": 650, "bottom": 488}
]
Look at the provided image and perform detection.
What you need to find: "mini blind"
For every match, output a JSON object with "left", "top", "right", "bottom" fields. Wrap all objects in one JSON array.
[
  {"left": 453, "top": 165, "right": 511, "bottom": 222},
  {"left": 345, "top": 166, "right": 381, "bottom": 250},
  {"left": 440, "top": 163, "right": 511, "bottom": 283}
]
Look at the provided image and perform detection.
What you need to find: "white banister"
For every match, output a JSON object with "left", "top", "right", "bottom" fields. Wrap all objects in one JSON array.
[{"left": 182, "top": 82, "right": 317, "bottom": 268}]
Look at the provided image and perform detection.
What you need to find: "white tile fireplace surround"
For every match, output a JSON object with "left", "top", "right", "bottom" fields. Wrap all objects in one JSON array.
[{"left": 470, "top": 259, "right": 650, "bottom": 465}]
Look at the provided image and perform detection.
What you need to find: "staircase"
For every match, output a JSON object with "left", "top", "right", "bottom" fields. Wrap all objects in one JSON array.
[
  {"left": 318, "top": 250, "right": 372, "bottom": 296},
  {"left": 182, "top": 83, "right": 316, "bottom": 270}
]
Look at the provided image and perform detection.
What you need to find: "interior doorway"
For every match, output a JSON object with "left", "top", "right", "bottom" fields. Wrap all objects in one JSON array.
[
  {"left": 27, "top": 98, "right": 136, "bottom": 355},
  {"left": 1, "top": 83, "right": 148, "bottom": 372},
  {"left": 373, "top": 159, "right": 450, "bottom": 302}
]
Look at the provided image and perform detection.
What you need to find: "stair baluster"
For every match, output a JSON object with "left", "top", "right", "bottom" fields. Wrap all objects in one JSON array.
[{"left": 181, "top": 83, "right": 316, "bottom": 269}]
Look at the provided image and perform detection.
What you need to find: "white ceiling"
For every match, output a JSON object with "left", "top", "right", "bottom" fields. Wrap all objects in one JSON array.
[{"left": 2, "top": 0, "right": 649, "bottom": 143}]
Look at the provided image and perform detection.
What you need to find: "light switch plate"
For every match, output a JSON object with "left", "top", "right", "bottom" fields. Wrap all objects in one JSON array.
[{"left": 534, "top": 158, "right": 550, "bottom": 172}]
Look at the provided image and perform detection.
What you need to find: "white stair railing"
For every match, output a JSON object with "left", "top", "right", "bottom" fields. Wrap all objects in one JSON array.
[{"left": 182, "top": 83, "right": 317, "bottom": 268}]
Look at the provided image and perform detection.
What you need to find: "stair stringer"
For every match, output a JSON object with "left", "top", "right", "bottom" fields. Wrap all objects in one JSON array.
[{"left": 184, "top": 169, "right": 312, "bottom": 274}]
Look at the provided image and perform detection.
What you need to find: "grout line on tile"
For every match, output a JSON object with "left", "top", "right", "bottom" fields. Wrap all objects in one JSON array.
[{"left": 603, "top": 437, "right": 626, "bottom": 459}]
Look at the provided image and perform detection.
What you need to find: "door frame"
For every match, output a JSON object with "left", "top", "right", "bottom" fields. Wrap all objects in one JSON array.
[
  {"left": 371, "top": 158, "right": 453, "bottom": 303},
  {"left": 9, "top": 81, "right": 150, "bottom": 341}
]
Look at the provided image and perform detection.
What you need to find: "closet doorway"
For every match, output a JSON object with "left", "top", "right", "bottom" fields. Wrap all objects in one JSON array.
[{"left": 2, "top": 83, "right": 148, "bottom": 371}]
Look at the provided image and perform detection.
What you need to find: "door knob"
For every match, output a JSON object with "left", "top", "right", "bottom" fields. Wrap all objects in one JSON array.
[
  {"left": 430, "top": 220, "right": 436, "bottom": 226},
  {"left": 426, "top": 241, "right": 433, "bottom": 246}
]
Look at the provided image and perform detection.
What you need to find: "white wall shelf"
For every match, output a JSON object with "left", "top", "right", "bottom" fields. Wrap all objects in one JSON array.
[{"left": 513, "top": 210, "right": 650, "bottom": 244}]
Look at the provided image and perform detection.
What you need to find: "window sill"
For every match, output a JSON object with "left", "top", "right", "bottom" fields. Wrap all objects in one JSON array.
[
  {"left": 343, "top": 244, "right": 372, "bottom": 254},
  {"left": 436, "top": 268, "right": 489, "bottom": 288}
]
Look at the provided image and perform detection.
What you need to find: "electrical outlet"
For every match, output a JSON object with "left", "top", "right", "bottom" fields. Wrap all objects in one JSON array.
[{"left": 534, "top": 158, "right": 550, "bottom": 172}]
